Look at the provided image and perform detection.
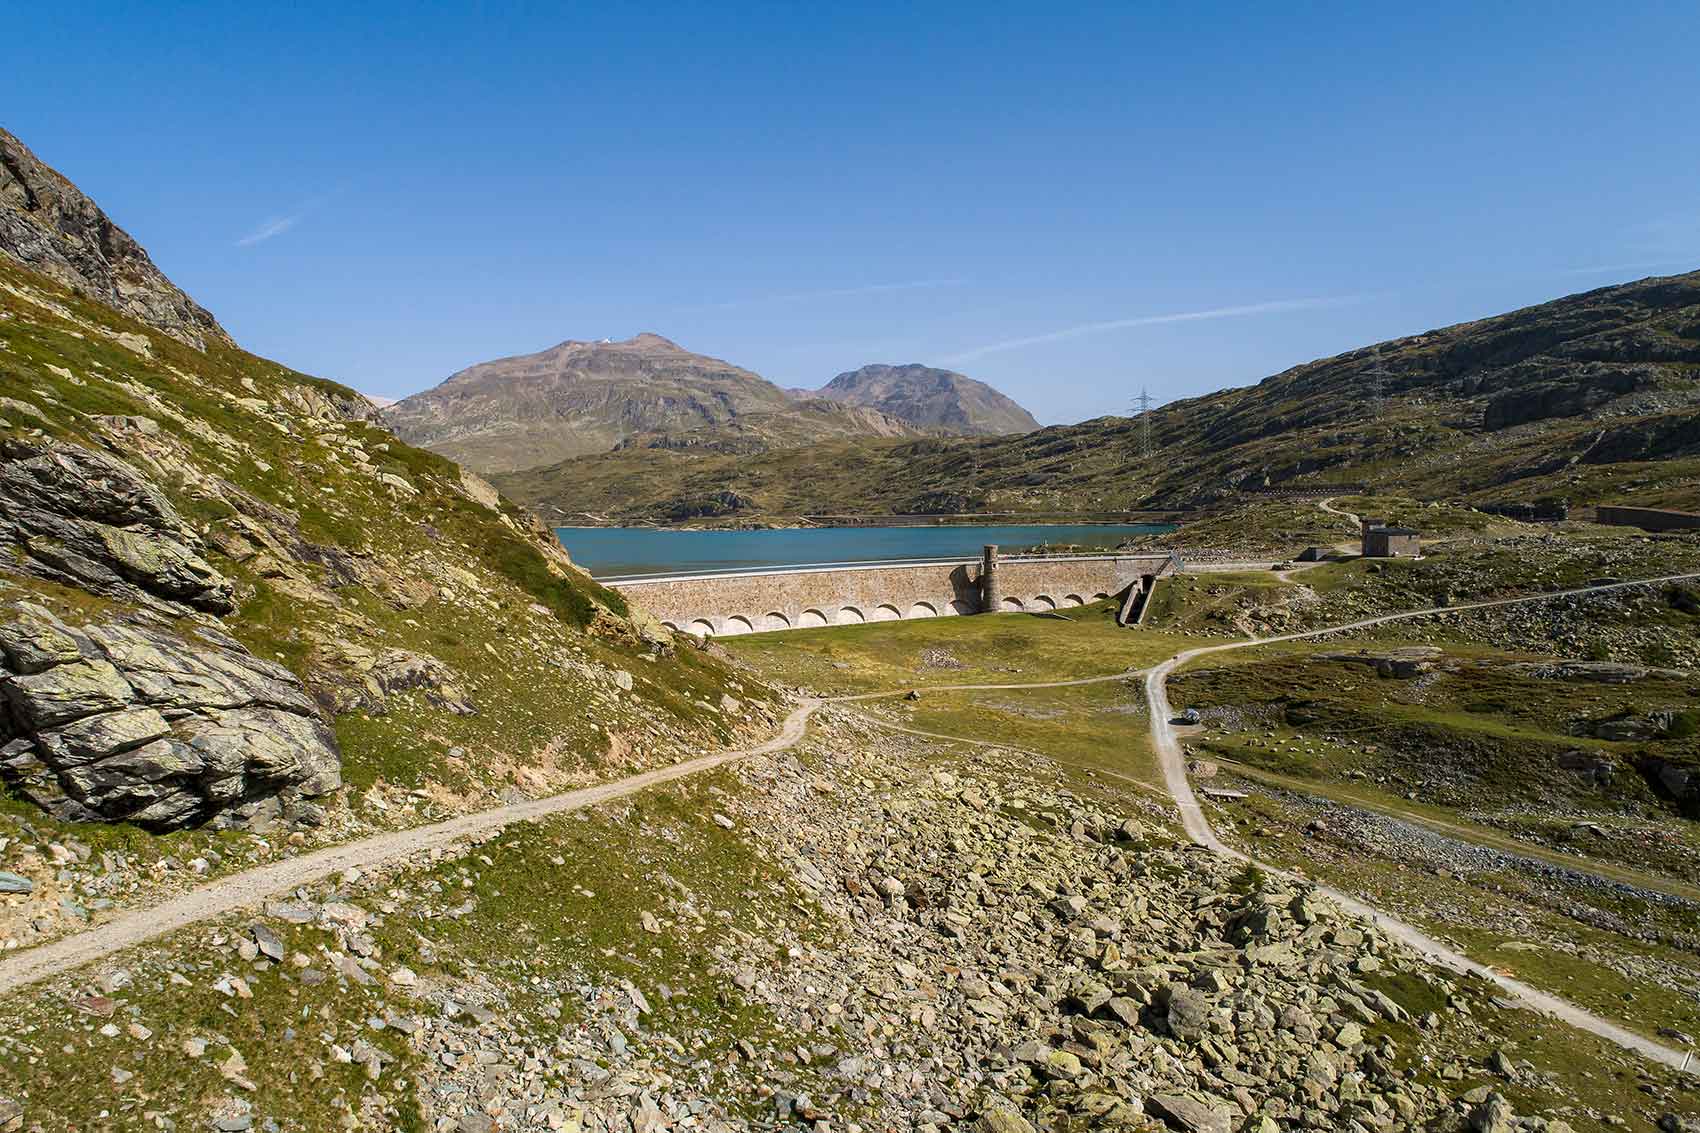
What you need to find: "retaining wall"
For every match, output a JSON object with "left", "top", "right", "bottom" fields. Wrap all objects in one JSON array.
[{"left": 1595, "top": 505, "right": 1700, "bottom": 533}]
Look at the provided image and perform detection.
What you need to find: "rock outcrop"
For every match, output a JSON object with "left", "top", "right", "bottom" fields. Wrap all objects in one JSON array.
[
  {"left": 307, "top": 638, "right": 476, "bottom": 717},
  {"left": 0, "top": 602, "right": 340, "bottom": 830},
  {"left": 0, "top": 436, "right": 235, "bottom": 615},
  {"left": 0, "top": 127, "right": 230, "bottom": 351}
]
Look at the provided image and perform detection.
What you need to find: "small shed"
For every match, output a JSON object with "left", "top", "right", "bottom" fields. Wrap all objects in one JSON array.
[{"left": 1363, "top": 526, "right": 1420, "bottom": 558}]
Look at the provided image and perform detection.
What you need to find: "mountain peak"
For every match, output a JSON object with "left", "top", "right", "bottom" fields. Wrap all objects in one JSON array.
[
  {"left": 385, "top": 333, "right": 795, "bottom": 473},
  {"left": 815, "top": 362, "right": 1040, "bottom": 435}
]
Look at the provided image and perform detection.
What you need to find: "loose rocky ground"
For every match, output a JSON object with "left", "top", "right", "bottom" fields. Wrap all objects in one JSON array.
[{"left": 8, "top": 711, "right": 1695, "bottom": 1133}]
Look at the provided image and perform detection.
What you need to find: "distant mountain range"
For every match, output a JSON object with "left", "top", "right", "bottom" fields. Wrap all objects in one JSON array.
[
  {"left": 495, "top": 270, "right": 1700, "bottom": 523},
  {"left": 384, "top": 337, "right": 1042, "bottom": 474}
]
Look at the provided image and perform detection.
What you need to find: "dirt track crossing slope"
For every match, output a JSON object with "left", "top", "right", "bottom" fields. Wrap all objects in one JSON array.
[{"left": 0, "top": 701, "right": 818, "bottom": 996}]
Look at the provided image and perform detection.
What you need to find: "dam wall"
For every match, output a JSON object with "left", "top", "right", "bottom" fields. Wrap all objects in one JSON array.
[{"left": 611, "top": 550, "right": 1178, "bottom": 636}]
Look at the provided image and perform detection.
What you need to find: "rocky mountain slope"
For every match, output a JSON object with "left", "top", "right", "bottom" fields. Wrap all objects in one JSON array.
[
  {"left": 615, "top": 398, "right": 925, "bottom": 455},
  {"left": 0, "top": 135, "right": 768, "bottom": 847},
  {"left": 0, "top": 127, "right": 230, "bottom": 352},
  {"left": 806, "top": 362, "right": 1041, "bottom": 435},
  {"left": 499, "top": 271, "right": 1700, "bottom": 523},
  {"left": 383, "top": 333, "right": 799, "bottom": 473}
]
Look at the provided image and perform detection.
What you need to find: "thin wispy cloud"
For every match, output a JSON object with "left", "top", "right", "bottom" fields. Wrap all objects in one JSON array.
[
  {"left": 942, "top": 296, "right": 1364, "bottom": 364},
  {"left": 687, "top": 278, "right": 964, "bottom": 311},
  {"left": 234, "top": 190, "right": 341, "bottom": 249},
  {"left": 235, "top": 215, "right": 301, "bottom": 247}
]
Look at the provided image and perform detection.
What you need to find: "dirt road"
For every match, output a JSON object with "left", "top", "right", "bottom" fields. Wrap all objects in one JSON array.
[
  {"left": 1145, "top": 572, "right": 1700, "bottom": 1074},
  {"left": 0, "top": 701, "right": 819, "bottom": 995}
]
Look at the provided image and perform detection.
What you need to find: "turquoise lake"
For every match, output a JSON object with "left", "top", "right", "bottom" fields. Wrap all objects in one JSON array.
[{"left": 557, "top": 524, "right": 1174, "bottom": 578}]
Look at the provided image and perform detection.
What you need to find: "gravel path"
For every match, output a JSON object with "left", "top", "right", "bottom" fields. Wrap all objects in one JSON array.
[
  {"left": 1317, "top": 495, "right": 1362, "bottom": 528},
  {"left": 5, "top": 569, "right": 1699, "bottom": 1076},
  {"left": 0, "top": 701, "right": 819, "bottom": 995}
]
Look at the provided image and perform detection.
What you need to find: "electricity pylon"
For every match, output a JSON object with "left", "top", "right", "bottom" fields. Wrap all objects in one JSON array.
[{"left": 1135, "top": 388, "right": 1154, "bottom": 459}]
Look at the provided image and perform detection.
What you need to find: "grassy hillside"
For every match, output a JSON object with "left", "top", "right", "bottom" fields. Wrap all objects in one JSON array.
[{"left": 0, "top": 254, "right": 772, "bottom": 844}]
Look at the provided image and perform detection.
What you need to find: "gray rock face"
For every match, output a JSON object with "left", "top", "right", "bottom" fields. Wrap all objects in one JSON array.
[
  {"left": 0, "top": 127, "right": 231, "bottom": 350},
  {"left": 0, "top": 437, "right": 234, "bottom": 615},
  {"left": 0, "top": 602, "right": 340, "bottom": 830}
]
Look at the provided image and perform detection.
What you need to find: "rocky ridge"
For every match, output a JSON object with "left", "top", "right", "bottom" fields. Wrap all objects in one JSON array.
[{"left": 0, "top": 127, "right": 229, "bottom": 351}]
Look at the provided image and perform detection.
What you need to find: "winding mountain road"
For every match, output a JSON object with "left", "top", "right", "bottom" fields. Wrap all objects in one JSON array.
[
  {"left": 1318, "top": 496, "right": 1362, "bottom": 527},
  {"left": 1146, "top": 572, "right": 1700, "bottom": 1074},
  {"left": 3, "top": 570, "right": 1698, "bottom": 1075}
]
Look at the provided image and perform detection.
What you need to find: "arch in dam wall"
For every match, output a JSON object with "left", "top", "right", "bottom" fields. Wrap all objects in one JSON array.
[
  {"left": 1062, "top": 594, "right": 1085, "bottom": 607},
  {"left": 908, "top": 601, "right": 938, "bottom": 618},
  {"left": 800, "top": 608, "right": 828, "bottom": 627},
  {"left": 763, "top": 611, "right": 791, "bottom": 631},
  {"left": 837, "top": 606, "right": 866, "bottom": 625}
]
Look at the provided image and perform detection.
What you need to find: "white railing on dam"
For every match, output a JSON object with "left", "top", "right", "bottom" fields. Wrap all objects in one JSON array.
[{"left": 599, "top": 551, "right": 1179, "bottom": 586}]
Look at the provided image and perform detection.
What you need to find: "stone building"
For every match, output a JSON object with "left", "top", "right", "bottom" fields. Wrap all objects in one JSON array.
[{"left": 1362, "top": 521, "right": 1420, "bottom": 558}]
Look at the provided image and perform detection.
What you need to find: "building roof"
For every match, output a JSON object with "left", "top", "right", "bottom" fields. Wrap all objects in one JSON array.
[{"left": 1373, "top": 527, "right": 1420, "bottom": 536}]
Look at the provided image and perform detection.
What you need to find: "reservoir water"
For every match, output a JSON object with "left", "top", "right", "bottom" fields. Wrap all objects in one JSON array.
[{"left": 557, "top": 523, "right": 1174, "bottom": 578}]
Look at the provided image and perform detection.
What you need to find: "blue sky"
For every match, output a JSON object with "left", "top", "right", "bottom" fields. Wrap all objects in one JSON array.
[{"left": 9, "top": 2, "right": 1698, "bottom": 423}]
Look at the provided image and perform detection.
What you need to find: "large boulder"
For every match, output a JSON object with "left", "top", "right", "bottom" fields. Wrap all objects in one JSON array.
[
  {"left": 0, "top": 437, "right": 234, "bottom": 614},
  {"left": 0, "top": 602, "right": 339, "bottom": 830}
]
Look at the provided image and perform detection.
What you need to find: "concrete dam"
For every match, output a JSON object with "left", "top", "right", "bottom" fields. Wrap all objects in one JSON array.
[{"left": 610, "top": 546, "right": 1180, "bottom": 637}]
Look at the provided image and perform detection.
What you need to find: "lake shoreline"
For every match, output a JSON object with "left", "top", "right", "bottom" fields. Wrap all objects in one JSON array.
[
  {"left": 555, "top": 521, "right": 1179, "bottom": 578},
  {"left": 548, "top": 512, "right": 1187, "bottom": 532}
]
